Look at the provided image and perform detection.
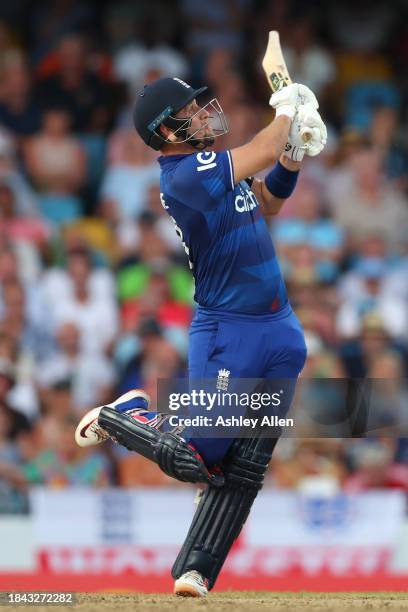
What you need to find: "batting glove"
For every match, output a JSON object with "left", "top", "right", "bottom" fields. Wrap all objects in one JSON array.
[
  {"left": 298, "top": 84, "right": 319, "bottom": 109},
  {"left": 284, "top": 103, "right": 327, "bottom": 162},
  {"left": 269, "top": 83, "right": 301, "bottom": 120},
  {"left": 269, "top": 83, "right": 319, "bottom": 121}
]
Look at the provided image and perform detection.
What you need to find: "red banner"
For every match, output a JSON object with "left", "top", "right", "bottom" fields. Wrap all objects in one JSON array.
[
  {"left": 1, "top": 571, "right": 408, "bottom": 592},
  {"left": 36, "top": 545, "right": 393, "bottom": 576},
  {"left": 2, "top": 544, "right": 407, "bottom": 592}
]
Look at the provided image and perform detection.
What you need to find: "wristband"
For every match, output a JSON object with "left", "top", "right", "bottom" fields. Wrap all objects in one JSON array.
[{"left": 264, "top": 161, "right": 299, "bottom": 199}]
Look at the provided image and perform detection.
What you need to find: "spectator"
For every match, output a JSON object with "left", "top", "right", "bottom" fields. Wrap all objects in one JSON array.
[
  {"left": 100, "top": 130, "right": 160, "bottom": 225},
  {"left": 0, "top": 131, "right": 39, "bottom": 217},
  {"left": 22, "top": 416, "right": 112, "bottom": 487},
  {"left": 117, "top": 454, "right": 174, "bottom": 488},
  {"left": 179, "top": 0, "right": 252, "bottom": 56},
  {"left": 42, "top": 243, "right": 115, "bottom": 301},
  {"left": 383, "top": 256, "right": 408, "bottom": 303},
  {"left": 327, "top": 1, "right": 399, "bottom": 130},
  {"left": 28, "top": 1, "right": 95, "bottom": 64},
  {"left": 324, "top": 130, "right": 369, "bottom": 205},
  {"left": 23, "top": 105, "right": 87, "bottom": 225},
  {"left": 327, "top": 148, "right": 408, "bottom": 251},
  {"left": 0, "top": 21, "right": 22, "bottom": 68},
  {"left": 116, "top": 211, "right": 172, "bottom": 269},
  {"left": 41, "top": 247, "right": 118, "bottom": 354},
  {"left": 117, "top": 317, "right": 184, "bottom": 401},
  {"left": 23, "top": 107, "right": 86, "bottom": 195},
  {"left": 0, "top": 2, "right": 405, "bottom": 491},
  {"left": 36, "top": 321, "right": 115, "bottom": 414},
  {"left": 273, "top": 181, "right": 344, "bottom": 283},
  {"left": 0, "top": 405, "right": 30, "bottom": 513},
  {"left": 203, "top": 48, "right": 237, "bottom": 94},
  {"left": 0, "top": 182, "right": 49, "bottom": 248},
  {"left": 35, "top": 33, "right": 113, "bottom": 134},
  {"left": 282, "top": 18, "right": 336, "bottom": 99},
  {"left": 212, "top": 72, "right": 249, "bottom": 115},
  {"left": 301, "top": 331, "right": 345, "bottom": 378},
  {"left": 344, "top": 440, "right": 408, "bottom": 492},
  {"left": 289, "top": 280, "right": 339, "bottom": 346},
  {"left": 119, "top": 264, "right": 192, "bottom": 354},
  {"left": 221, "top": 103, "right": 261, "bottom": 150},
  {"left": 341, "top": 312, "right": 407, "bottom": 379},
  {"left": 339, "top": 247, "right": 389, "bottom": 303},
  {"left": 270, "top": 439, "right": 346, "bottom": 489},
  {"left": 369, "top": 106, "right": 408, "bottom": 188},
  {"left": 0, "top": 271, "right": 54, "bottom": 373},
  {"left": 336, "top": 258, "right": 408, "bottom": 341},
  {"left": 365, "top": 352, "right": 406, "bottom": 431},
  {"left": 112, "top": 32, "right": 189, "bottom": 99},
  {"left": 0, "top": 51, "right": 42, "bottom": 137}
]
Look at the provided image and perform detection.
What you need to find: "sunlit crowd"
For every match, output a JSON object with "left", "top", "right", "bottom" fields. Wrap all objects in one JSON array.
[{"left": 0, "top": 0, "right": 407, "bottom": 510}]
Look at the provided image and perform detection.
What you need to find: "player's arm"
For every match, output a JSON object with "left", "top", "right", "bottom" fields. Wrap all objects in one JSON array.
[
  {"left": 252, "top": 155, "right": 301, "bottom": 218},
  {"left": 228, "top": 82, "right": 321, "bottom": 184},
  {"left": 230, "top": 115, "right": 292, "bottom": 184},
  {"left": 229, "top": 83, "right": 305, "bottom": 184},
  {"left": 251, "top": 103, "right": 328, "bottom": 218}
]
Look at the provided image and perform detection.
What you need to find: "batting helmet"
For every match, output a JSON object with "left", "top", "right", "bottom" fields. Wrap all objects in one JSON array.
[{"left": 133, "top": 77, "right": 208, "bottom": 151}]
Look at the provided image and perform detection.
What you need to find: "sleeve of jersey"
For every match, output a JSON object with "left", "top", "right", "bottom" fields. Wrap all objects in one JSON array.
[{"left": 168, "top": 151, "right": 235, "bottom": 209}]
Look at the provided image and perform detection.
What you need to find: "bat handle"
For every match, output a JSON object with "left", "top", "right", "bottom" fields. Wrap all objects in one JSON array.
[{"left": 301, "top": 127, "right": 313, "bottom": 143}]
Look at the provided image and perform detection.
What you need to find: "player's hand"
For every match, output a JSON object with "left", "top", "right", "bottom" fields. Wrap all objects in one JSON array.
[
  {"left": 269, "top": 83, "right": 319, "bottom": 120},
  {"left": 269, "top": 83, "right": 301, "bottom": 120},
  {"left": 297, "top": 103, "right": 327, "bottom": 157},
  {"left": 284, "top": 103, "right": 327, "bottom": 161},
  {"left": 282, "top": 141, "right": 307, "bottom": 162},
  {"left": 298, "top": 84, "right": 319, "bottom": 109}
]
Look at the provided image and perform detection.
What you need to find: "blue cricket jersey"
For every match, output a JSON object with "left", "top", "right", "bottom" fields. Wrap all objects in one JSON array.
[{"left": 158, "top": 150, "right": 290, "bottom": 314}]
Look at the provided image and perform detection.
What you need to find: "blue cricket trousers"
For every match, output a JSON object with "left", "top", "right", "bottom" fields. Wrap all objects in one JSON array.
[{"left": 184, "top": 303, "right": 307, "bottom": 465}]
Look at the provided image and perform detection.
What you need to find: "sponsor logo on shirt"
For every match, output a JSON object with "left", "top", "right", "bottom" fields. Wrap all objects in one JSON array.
[
  {"left": 196, "top": 151, "right": 217, "bottom": 171},
  {"left": 235, "top": 184, "right": 258, "bottom": 213}
]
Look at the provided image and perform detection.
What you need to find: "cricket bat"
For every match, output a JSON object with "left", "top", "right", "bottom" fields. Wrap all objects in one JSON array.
[{"left": 262, "top": 30, "right": 312, "bottom": 142}]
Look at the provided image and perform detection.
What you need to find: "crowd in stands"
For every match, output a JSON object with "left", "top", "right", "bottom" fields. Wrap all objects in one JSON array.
[{"left": 0, "top": 0, "right": 407, "bottom": 511}]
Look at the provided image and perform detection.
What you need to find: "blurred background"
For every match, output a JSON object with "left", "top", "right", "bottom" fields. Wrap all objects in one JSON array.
[{"left": 0, "top": 0, "right": 407, "bottom": 592}]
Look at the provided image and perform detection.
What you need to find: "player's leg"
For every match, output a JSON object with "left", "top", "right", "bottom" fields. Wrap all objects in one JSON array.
[
  {"left": 173, "top": 312, "right": 277, "bottom": 596},
  {"left": 74, "top": 311, "right": 261, "bottom": 474},
  {"left": 266, "top": 310, "right": 307, "bottom": 378},
  {"left": 97, "top": 404, "right": 224, "bottom": 487},
  {"left": 75, "top": 389, "right": 153, "bottom": 447},
  {"left": 183, "top": 310, "right": 265, "bottom": 466},
  {"left": 183, "top": 309, "right": 306, "bottom": 466},
  {"left": 75, "top": 387, "right": 224, "bottom": 488},
  {"left": 173, "top": 310, "right": 307, "bottom": 596},
  {"left": 173, "top": 433, "right": 277, "bottom": 596},
  {"left": 98, "top": 313, "right": 264, "bottom": 491},
  {"left": 262, "top": 309, "right": 307, "bottom": 413}
]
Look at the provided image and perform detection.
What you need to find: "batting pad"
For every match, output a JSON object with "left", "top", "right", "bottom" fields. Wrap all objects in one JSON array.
[{"left": 172, "top": 435, "right": 278, "bottom": 589}]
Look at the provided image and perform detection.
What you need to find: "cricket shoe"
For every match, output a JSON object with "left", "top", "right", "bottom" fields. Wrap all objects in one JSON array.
[
  {"left": 75, "top": 389, "right": 152, "bottom": 447},
  {"left": 174, "top": 570, "right": 209, "bottom": 597}
]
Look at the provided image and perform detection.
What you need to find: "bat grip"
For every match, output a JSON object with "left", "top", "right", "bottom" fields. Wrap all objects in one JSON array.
[{"left": 301, "top": 127, "right": 313, "bottom": 143}]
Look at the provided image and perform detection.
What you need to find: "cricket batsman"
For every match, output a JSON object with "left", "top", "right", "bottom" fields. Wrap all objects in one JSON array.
[{"left": 75, "top": 76, "right": 327, "bottom": 596}]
